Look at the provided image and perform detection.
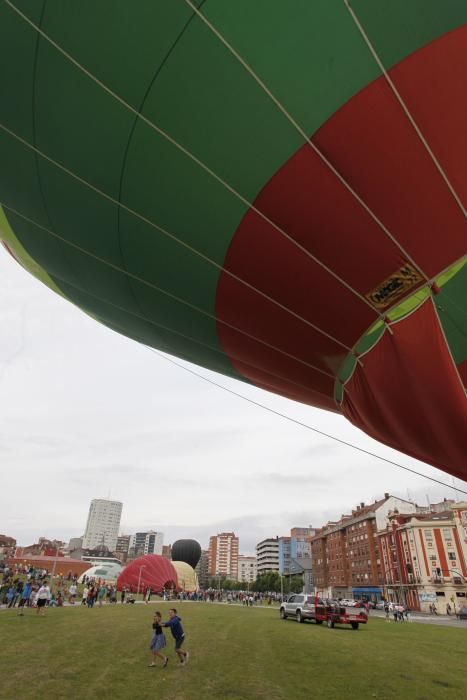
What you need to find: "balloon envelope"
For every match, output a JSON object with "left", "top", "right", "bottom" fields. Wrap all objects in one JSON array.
[
  {"left": 172, "top": 539, "right": 202, "bottom": 569},
  {"left": 0, "top": 3, "right": 466, "bottom": 478},
  {"left": 79, "top": 562, "right": 122, "bottom": 584},
  {"left": 116, "top": 555, "right": 177, "bottom": 593},
  {"left": 171, "top": 561, "right": 199, "bottom": 593}
]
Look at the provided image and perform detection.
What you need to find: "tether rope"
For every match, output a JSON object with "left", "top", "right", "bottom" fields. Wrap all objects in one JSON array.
[{"left": 147, "top": 346, "right": 467, "bottom": 496}]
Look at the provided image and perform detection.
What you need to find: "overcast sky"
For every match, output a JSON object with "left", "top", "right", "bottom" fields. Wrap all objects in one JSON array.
[{"left": 1, "top": 247, "right": 466, "bottom": 554}]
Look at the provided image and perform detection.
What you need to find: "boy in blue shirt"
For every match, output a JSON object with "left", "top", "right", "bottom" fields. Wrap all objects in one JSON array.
[
  {"left": 18, "top": 582, "right": 32, "bottom": 615},
  {"left": 163, "top": 608, "right": 189, "bottom": 665}
]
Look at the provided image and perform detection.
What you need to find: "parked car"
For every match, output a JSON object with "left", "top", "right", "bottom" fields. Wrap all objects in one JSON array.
[
  {"left": 457, "top": 606, "right": 467, "bottom": 620},
  {"left": 280, "top": 594, "right": 316, "bottom": 622}
]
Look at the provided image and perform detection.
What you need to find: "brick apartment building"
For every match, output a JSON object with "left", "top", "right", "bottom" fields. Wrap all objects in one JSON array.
[
  {"left": 311, "top": 494, "right": 416, "bottom": 600},
  {"left": 208, "top": 532, "right": 239, "bottom": 579}
]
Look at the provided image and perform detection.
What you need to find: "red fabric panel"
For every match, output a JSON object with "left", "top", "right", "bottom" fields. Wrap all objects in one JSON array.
[
  {"left": 217, "top": 27, "right": 466, "bottom": 410},
  {"left": 313, "top": 26, "right": 467, "bottom": 280},
  {"left": 116, "top": 554, "right": 178, "bottom": 593},
  {"left": 458, "top": 360, "right": 467, "bottom": 389},
  {"left": 342, "top": 299, "right": 467, "bottom": 480}
]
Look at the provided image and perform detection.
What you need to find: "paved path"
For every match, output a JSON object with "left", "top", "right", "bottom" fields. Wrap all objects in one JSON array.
[{"left": 370, "top": 609, "right": 467, "bottom": 628}]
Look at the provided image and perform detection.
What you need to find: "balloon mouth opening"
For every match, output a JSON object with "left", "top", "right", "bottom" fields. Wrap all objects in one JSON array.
[{"left": 162, "top": 579, "right": 177, "bottom": 591}]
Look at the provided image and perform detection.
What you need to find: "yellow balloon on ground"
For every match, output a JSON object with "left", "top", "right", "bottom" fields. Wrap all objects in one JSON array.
[{"left": 172, "top": 561, "right": 198, "bottom": 593}]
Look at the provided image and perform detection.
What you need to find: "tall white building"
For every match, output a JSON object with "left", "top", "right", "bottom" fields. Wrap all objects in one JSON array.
[{"left": 82, "top": 499, "right": 123, "bottom": 551}]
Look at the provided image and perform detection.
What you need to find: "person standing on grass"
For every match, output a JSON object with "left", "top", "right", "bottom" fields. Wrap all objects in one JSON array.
[
  {"left": 18, "top": 582, "right": 32, "bottom": 615},
  {"left": 6, "top": 586, "right": 15, "bottom": 608},
  {"left": 163, "top": 608, "right": 189, "bottom": 665},
  {"left": 148, "top": 612, "right": 169, "bottom": 668},
  {"left": 68, "top": 583, "right": 77, "bottom": 604},
  {"left": 87, "top": 586, "right": 96, "bottom": 608},
  {"left": 98, "top": 584, "right": 106, "bottom": 607},
  {"left": 36, "top": 582, "right": 51, "bottom": 615},
  {"left": 384, "top": 602, "right": 390, "bottom": 622}
]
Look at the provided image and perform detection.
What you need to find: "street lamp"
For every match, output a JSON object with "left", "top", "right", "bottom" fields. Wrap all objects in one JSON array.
[{"left": 137, "top": 565, "right": 146, "bottom": 601}]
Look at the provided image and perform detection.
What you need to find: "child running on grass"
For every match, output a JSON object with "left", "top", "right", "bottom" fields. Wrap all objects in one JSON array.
[
  {"left": 163, "top": 608, "right": 189, "bottom": 665},
  {"left": 149, "top": 612, "right": 169, "bottom": 668}
]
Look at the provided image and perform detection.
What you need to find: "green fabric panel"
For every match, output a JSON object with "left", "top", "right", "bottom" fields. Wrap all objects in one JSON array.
[
  {"left": 40, "top": 0, "right": 202, "bottom": 107},
  {"left": 200, "top": 0, "right": 467, "bottom": 145},
  {"left": 434, "top": 262, "right": 467, "bottom": 366},
  {"left": 350, "top": 0, "right": 467, "bottom": 67},
  {"left": 0, "top": 1, "right": 43, "bottom": 142},
  {"left": 0, "top": 132, "right": 73, "bottom": 278},
  {"left": 1, "top": 1, "right": 239, "bottom": 378}
]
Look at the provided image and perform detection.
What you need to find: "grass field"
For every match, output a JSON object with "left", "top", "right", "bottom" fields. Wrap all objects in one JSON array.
[{"left": 1, "top": 602, "right": 465, "bottom": 700}]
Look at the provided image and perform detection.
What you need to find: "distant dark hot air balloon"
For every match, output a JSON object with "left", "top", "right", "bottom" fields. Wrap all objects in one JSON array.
[{"left": 172, "top": 539, "right": 201, "bottom": 569}]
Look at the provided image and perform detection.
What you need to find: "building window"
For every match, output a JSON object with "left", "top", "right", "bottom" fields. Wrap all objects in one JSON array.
[{"left": 448, "top": 552, "right": 456, "bottom": 561}]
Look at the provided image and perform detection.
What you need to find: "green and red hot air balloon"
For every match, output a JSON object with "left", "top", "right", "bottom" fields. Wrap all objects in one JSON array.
[{"left": 0, "top": 1, "right": 465, "bottom": 477}]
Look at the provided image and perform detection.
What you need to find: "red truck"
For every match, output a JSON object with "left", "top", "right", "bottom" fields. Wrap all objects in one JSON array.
[{"left": 314, "top": 596, "right": 368, "bottom": 630}]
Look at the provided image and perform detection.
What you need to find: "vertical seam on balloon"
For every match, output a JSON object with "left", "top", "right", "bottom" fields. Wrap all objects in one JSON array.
[
  {"left": 430, "top": 295, "right": 467, "bottom": 396},
  {"left": 2, "top": 0, "right": 382, "bottom": 323},
  {"left": 0, "top": 120, "right": 358, "bottom": 357},
  {"left": 0, "top": 200, "right": 338, "bottom": 390},
  {"left": 182, "top": 0, "right": 431, "bottom": 284},
  {"left": 115, "top": 1, "right": 208, "bottom": 334},
  {"left": 344, "top": 0, "right": 467, "bottom": 219},
  {"left": 29, "top": 0, "right": 76, "bottom": 285}
]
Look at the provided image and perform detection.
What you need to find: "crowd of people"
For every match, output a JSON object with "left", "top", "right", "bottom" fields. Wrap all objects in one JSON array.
[{"left": 383, "top": 602, "right": 411, "bottom": 622}]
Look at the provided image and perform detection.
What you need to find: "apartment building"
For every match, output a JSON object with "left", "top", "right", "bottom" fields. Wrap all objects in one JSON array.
[
  {"left": 208, "top": 532, "right": 239, "bottom": 578},
  {"left": 82, "top": 499, "right": 123, "bottom": 551},
  {"left": 377, "top": 503, "right": 467, "bottom": 611},
  {"left": 130, "top": 531, "right": 164, "bottom": 557},
  {"left": 279, "top": 526, "right": 315, "bottom": 575},
  {"left": 256, "top": 537, "right": 279, "bottom": 575},
  {"left": 310, "top": 494, "right": 416, "bottom": 600},
  {"left": 237, "top": 555, "right": 257, "bottom": 584}
]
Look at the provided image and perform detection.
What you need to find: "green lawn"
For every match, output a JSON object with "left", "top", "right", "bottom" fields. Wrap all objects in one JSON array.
[{"left": 0, "top": 603, "right": 465, "bottom": 700}]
